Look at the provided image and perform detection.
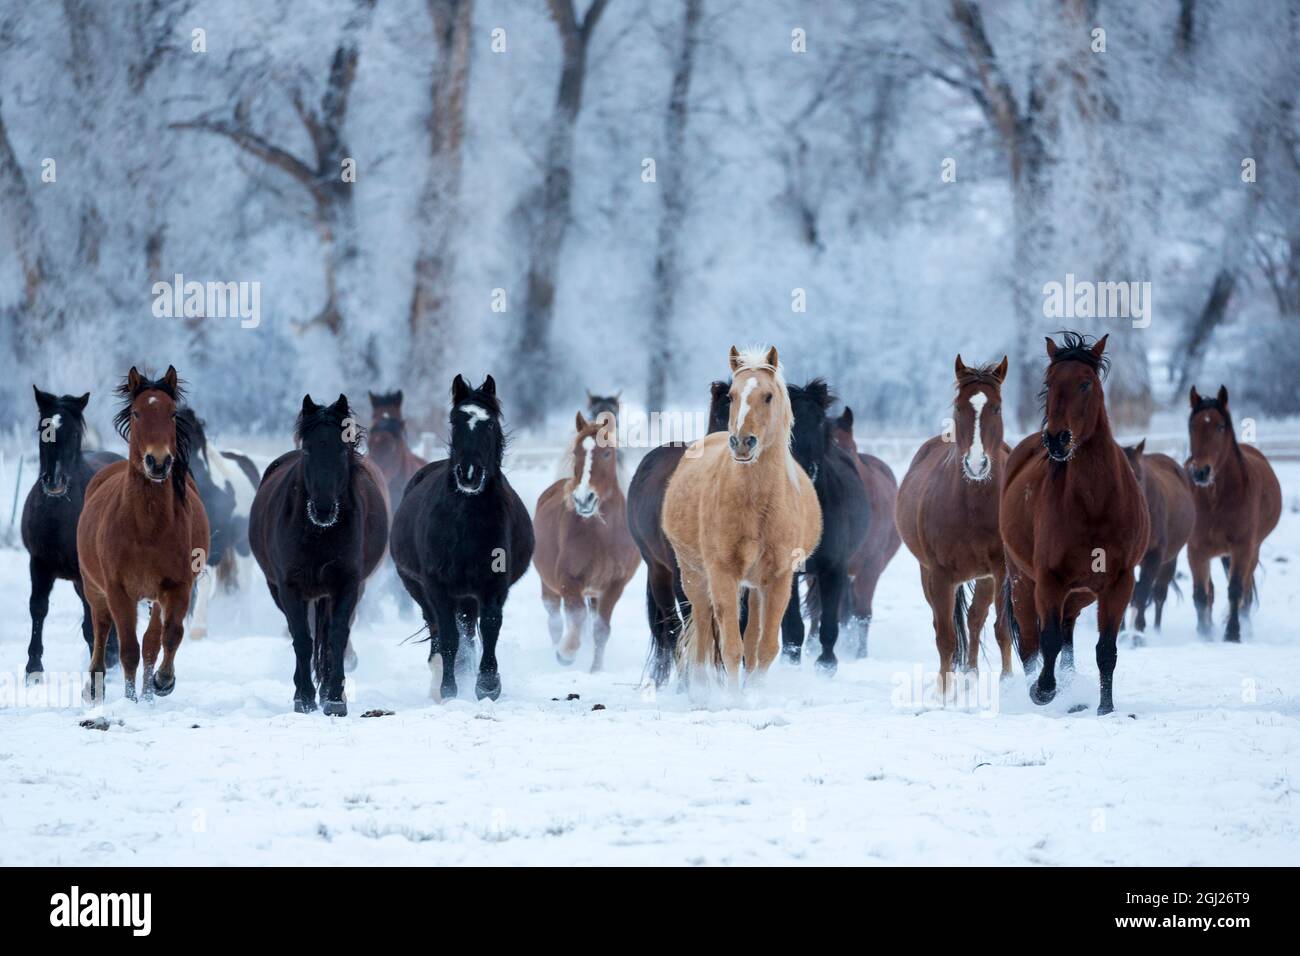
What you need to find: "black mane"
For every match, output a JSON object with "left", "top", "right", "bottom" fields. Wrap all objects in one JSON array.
[
  {"left": 113, "top": 370, "right": 192, "bottom": 497},
  {"left": 790, "top": 377, "right": 835, "bottom": 412},
  {"left": 1047, "top": 331, "right": 1110, "bottom": 376}
]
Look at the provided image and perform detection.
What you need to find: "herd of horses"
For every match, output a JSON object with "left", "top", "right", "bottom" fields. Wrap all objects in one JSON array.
[{"left": 16, "top": 332, "right": 1282, "bottom": 717}]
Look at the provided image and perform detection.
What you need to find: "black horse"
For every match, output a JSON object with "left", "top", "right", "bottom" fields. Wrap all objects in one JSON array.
[
  {"left": 390, "top": 375, "right": 533, "bottom": 702},
  {"left": 249, "top": 395, "right": 389, "bottom": 715},
  {"left": 781, "top": 379, "right": 871, "bottom": 674},
  {"left": 20, "top": 387, "right": 121, "bottom": 679}
]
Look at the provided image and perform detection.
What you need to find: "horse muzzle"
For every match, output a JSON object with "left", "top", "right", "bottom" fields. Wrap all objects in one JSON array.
[
  {"left": 572, "top": 490, "right": 599, "bottom": 518},
  {"left": 728, "top": 433, "right": 758, "bottom": 463},
  {"left": 1043, "top": 430, "right": 1074, "bottom": 463},
  {"left": 961, "top": 453, "right": 992, "bottom": 482},
  {"left": 307, "top": 498, "right": 340, "bottom": 528},
  {"left": 40, "top": 476, "right": 69, "bottom": 497},
  {"left": 143, "top": 453, "right": 173, "bottom": 482},
  {"left": 1190, "top": 464, "right": 1213, "bottom": 486},
  {"left": 453, "top": 465, "right": 486, "bottom": 495}
]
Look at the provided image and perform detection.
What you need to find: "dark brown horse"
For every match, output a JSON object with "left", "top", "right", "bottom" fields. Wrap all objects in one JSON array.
[
  {"left": 1121, "top": 440, "right": 1195, "bottom": 638},
  {"left": 896, "top": 356, "right": 1013, "bottom": 688},
  {"left": 1185, "top": 386, "right": 1282, "bottom": 642},
  {"left": 534, "top": 412, "right": 640, "bottom": 670},
  {"left": 819, "top": 405, "right": 902, "bottom": 656},
  {"left": 77, "top": 367, "right": 210, "bottom": 703},
  {"left": 368, "top": 390, "right": 427, "bottom": 511},
  {"left": 626, "top": 381, "right": 730, "bottom": 685},
  {"left": 1001, "top": 334, "right": 1149, "bottom": 715}
]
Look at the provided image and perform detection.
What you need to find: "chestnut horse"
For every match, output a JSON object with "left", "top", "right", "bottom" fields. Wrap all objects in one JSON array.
[
  {"left": 534, "top": 412, "right": 640, "bottom": 670},
  {"left": 1001, "top": 334, "right": 1148, "bottom": 715},
  {"left": 663, "top": 346, "right": 822, "bottom": 692},
  {"left": 77, "top": 367, "right": 210, "bottom": 703},
  {"left": 1185, "top": 386, "right": 1281, "bottom": 642},
  {"left": 819, "top": 405, "right": 902, "bottom": 656},
  {"left": 896, "top": 355, "right": 1013, "bottom": 687},
  {"left": 626, "top": 380, "right": 730, "bottom": 685},
  {"left": 1121, "top": 440, "right": 1195, "bottom": 638},
  {"left": 368, "top": 390, "right": 427, "bottom": 511}
]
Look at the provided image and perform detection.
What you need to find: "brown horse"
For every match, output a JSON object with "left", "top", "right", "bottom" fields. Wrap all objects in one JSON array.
[
  {"left": 1121, "top": 440, "right": 1195, "bottom": 639},
  {"left": 897, "top": 355, "right": 1013, "bottom": 688},
  {"left": 1001, "top": 334, "right": 1149, "bottom": 715},
  {"left": 368, "top": 390, "right": 427, "bottom": 511},
  {"left": 663, "top": 346, "right": 822, "bottom": 693},
  {"left": 1185, "top": 386, "right": 1282, "bottom": 642},
  {"left": 533, "top": 412, "right": 640, "bottom": 670},
  {"left": 818, "top": 405, "right": 902, "bottom": 656},
  {"left": 77, "top": 367, "right": 210, "bottom": 703}
]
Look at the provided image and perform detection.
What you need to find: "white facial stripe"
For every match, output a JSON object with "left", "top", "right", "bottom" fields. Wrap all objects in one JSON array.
[
  {"left": 735, "top": 376, "right": 759, "bottom": 433},
  {"left": 964, "top": 391, "right": 989, "bottom": 476},
  {"left": 459, "top": 404, "right": 489, "bottom": 430},
  {"left": 574, "top": 435, "right": 596, "bottom": 500},
  {"left": 148, "top": 396, "right": 158, "bottom": 405},
  {"left": 51, "top": 413, "right": 62, "bottom": 430}
]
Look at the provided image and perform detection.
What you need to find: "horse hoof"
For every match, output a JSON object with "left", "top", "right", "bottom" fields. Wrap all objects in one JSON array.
[
  {"left": 124, "top": 685, "right": 138, "bottom": 703},
  {"left": 782, "top": 647, "right": 802, "bottom": 666},
  {"left": 24, "top": 667, "right": 43, "bottom": 686},
  {"left": 293, "top": 698, "right": 317, "bottom": 714},
  {"left": 476, "top": 673, "right": 502, "bottom": 701},
  {"left": 440, "top": 682, "right": 458, "bottom": 701},
  {"left": 1029, "top": 680, "right": 1056, "bottom": 705},
  {"left": 1097, "top": 702, "right": 1114, "bottom": 716},
  {"left": 814, "top": 656, "right": 837, "bottom": 677},
  {"left": 322, "top": 699, "right": 347, "bottom": 717},
  {"left": 1067, "top": 703, "right": 1088, "bottom": 714},
  {"left": 555, "top": 651, "right": 575, "bottom": 667},
  {"left": 153, "top": 672, "right": 176, "bottom": 697},
  {"left": 1224, "top": 632, "right": 1241, "bottom": 644}
]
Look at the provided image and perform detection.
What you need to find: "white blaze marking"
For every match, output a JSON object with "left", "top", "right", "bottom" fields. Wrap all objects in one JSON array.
[
  {"left": 148, "top": 396, "right": 158, "bottom": 405},
  {"left": 459, "top": 404, "right": 489, "bottom": 430},
  {"left": 51, "top": 413, "right": 62, "bottom": 430},
  {"left": 734, "top": 376, "right": 759, "bottom": 433},
  {"left": 574, "top": 435, "right": 596, "bottom": 504},
  {"left": 964, "top": 391, "right": 989, "bottom": 478}
]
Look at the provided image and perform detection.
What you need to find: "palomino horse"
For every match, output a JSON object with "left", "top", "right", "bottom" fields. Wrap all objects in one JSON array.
[
  {"left": 368, "top": 390, "right": 427, "bottom": 511},
  {"left": 77, "top": 367, "right": 210, "bottom": 702},
  {"left": 663, "top": 347, "right": 822, "bottom": 692},
  {"left": 390, "top": 375, "right": 534, "bottom": 701},
  {"left": 897, "top": 355, "right": 1013, "bottom": 687},
  {"left": 814, "top": 405, "right": 902, "bottom": 657},
  {"left": 627, "top": 380, "right": 730, "bottom": 685},
  {"left": 1122, "top": 440, "right": 1195, "bottom": 638},
  {"left": 249, "top": 395, "right": 389, "bottom": 715},
  {"left": 781, "top": 379, "right": 870, "bottom": 674},
  {"left": 534, "top": 412, "right": 639, "bottom": 670},
  {"left": 1185, "top": 386, "right": 1282, "bottom": 642},
  {"left": 21, "top": 387, "right": 121, "bottom": 679},
  {"left": 1001, "top": 334, "right": 1149, "bottom": 715}
]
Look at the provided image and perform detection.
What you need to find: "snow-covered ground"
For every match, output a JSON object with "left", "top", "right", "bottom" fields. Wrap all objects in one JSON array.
[{"left": 1, "top": 455, "right": 1298, "bottom": 866}]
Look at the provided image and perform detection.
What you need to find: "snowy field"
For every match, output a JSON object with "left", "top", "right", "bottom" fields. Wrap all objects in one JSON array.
[{"left": 1, "top": 454, "right": 1298, "bottom": 866}]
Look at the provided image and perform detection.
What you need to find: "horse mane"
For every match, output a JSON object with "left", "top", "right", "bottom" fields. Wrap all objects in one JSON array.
[
  {"left": 113, "top": 370, "right": 192, "bottom": 498},
  {"left": 733, "top": 345, "right": 787, "bottom": 390},
  {"left": 295, "top": 401, "right": 366, "bottom": 462},
  {"left": 955, "top": 363, "right": 1005, "bottom": 390}
]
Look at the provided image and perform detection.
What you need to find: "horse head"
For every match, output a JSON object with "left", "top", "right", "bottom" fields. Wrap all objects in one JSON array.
[
  {"left": 296, "top": 393, "right": 358, "bottom": 528},
  {"left": 1187, "top": 385, "right": 1238, "bottom": 487},
  {"left": 566, "top": 411, "right": 618, "bottom": 519},
  {"left": 114, "top": 366, "right": 190, "bottom": 495},
  {"left": 32, "top": 386, "right": 89, "bottom": 498},
  {"left": 449, "top": 374, "right": 504, "bottom": 496},
  {"left": 954, "top": 354, "right": 1008, "bottom": 482},
  {"left": 585, "top": 390, "right": 620, "bottom": 429},
  {"left": 1041, "top": 333, "right": 1110, "bottom": 463},
  {"left": 726, "top": 345, "right": 790, "bottom": 465},
  {"left": 788, "top": 378, "right": 835, "bottom": 484},
  {"left": 708, "top": 380, "right": 732, "bottom": 434}
]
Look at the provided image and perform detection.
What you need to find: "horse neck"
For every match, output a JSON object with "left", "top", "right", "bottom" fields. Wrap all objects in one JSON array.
[
  {"left": 725, "top": 429, "right": 798, "bottom": 499},
  {"left": 1213, "top": 436, "right": 1250, "bottom": 490}
]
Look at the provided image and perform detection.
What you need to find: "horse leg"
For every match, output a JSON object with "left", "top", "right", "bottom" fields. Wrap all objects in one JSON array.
[
  {"left": 152, "top": 582, "right": 192, "bottom": 698},
  {"left": 106, "top": 587, "right": 140, "bottom": 702},
  {"left": 1131, "top": 551, "right": 1159, "bottom": 639},
  {"left": 1059, "top": 614, "right": 1077, "bottom": 672},
  {"left": 25, "top": 559, "right": 55, "bottom": 682},
  {"left": 430, "top": 589, "right": 461, "bottom": 701},
  {"left": 1224, "top": 547, "right": 1252, "bottom": 643},
  {"left": 926, "top": 569, "right": 958, "bottom": 700},
  {"left": 850, "top": 559, "right": 883, "bottom": 658},
  {"left": 813, "top": 570, "right": 845, "bottom": 676},
  {"left": 190, "top": 567, "right": 213, "bottom": 640},
  {"left": 1006, "top": 564, "right": 1040, "bottom": 667},
  {"left": 542, "top": 581, "right": 563, "bottom": 649},
  {"left": 557, "top": 594, "right": 587, "bottom": 666},
  {"left": 752, "top": 572, "right": 794, "bottom": 679},
  {"left": 139, "top": 603, "right": 163, "bottom": 701},
  {"left": 1029, "top": 581, "right": 1067, "bottom": 705},
  {"left": 646, "top": 564, "right": 678, "bottom": 686},
  {"left": 476, "top": 590, "right": 507, "bottom": 700},
  {"left": 709, "top": 572, "right": 744, "bottom": 692},
  {"left": 82, "top": 594, "right": 113, "bottom": 704},
  {"left": 741, "top": 588, "right": 762, "bottom": 668},
  {"left": 279, "top": 589, "right": 316, "bottom": 713},
  {"left": 1096, "top": 572, "right": 1133, "bottom": 715},
  {"left": 1188, "top": 545, "right": 1214, "bottom": 637},
  {"left": 1152, "top": 559, "right": 1177, "bottom": 632},
  {"left": 967, "top": 576, "right": 996, "bottom": 674},
  {"left": 678, "top": 572, "right": 715, "bottom": 689},
  {"left": 320, "top": 581, "right": 359, "bottom": 715},
  {"left": 73, "top": 577, "right": 117, "bottom": 670},
  {"left": 780, "top": 575, "right": 806, "bottom": 665},
  {"left": 591, "top": 579, "right": 626, "bottom": 674},
  {"left": 991, "top": 565, "right": 1013, "bottom": 678},
  {"left": 1238, "top": 550, "right": 1260, "bottom": 626}
]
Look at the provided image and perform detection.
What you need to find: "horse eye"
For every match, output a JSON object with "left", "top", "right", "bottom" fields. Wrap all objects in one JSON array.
[
  {"left": 765, "top": 394, "right": 773, "bottom": 404},
  {"left": 1217, "top": 425, "right": 1226, "bottom": 433},
  {"left": 993, "top": 405, "right": 1001, "bottom": 415},
  {"left": 1079, "top": 381, "right": 1091, "bottom": 392}
]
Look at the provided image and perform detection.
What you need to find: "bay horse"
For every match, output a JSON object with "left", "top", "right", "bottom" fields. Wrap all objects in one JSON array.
[
  {"left": 77, "top": 367, "right": 210, "bottom": 703},
  {"left": 390, "top": 375, "right": 534, "bottom": 701},
  {"left": 1121, "top": 440, "right": 1195, "bottom": 638},
  {"left": 21, "top": 387, "right": 121, "bottom": 680},
  {"left": 249, "top": 395, "right": 389, "bottom": 715},
  {"left": 1000, "top": 334, "right": 1148, "bottom": 715},
  {"left": 663, "top": 346, "right": 822, "bottom": 693},
  {"left": 626, "top": 380, "right": 730, "bottom": 686},
  {"left": 368, "top": 390, "right": 427, "bottom": 511},
  {"left": 896, "top": 356, "right": 1013, "bottom": 689},
  {"left": 177, "top": 407, "right": 260, "bottom": 640},
  {"left": 780, "top": 379, "right": 870, "bottom": 674},
  {"left": 534, "top": 412, "right": 639, "bottom": 670},
  {"left": 816, "top": 405, "right": 902, "bottom": 657},
  {"left": 1184, "top": 386, "right": 1282, "bottom": 641}
]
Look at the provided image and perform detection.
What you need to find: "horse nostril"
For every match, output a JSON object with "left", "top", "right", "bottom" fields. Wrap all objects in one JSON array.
[
  {"left": 745, "top": 435, "right": 757, "bottom": 450},
  {"left": 728, "top": 435, "right": 739, "bottom": 451},
  {"left": 163, "top": 455, "right": 173, "bottom": 470},
  {"left": 145, "top": 454, "right": 157, "bottom": 470}
]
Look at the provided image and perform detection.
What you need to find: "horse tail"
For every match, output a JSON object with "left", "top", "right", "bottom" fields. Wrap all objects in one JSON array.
[
  {"left": 311, "top": 599, "right": 330, "bottom": 687},
  {"left": 952, "top": 582, "right": 970, "bottom": 670},
  {"left": 674, "top": 608, "right": 720, "bottom": 676},
  {"left": 1001, "top": 574, "right": 1021, "bottom": 662}
]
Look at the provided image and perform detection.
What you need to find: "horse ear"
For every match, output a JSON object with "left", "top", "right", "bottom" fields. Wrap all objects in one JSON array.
[
  {"left": 1134, "top": 438, "right": 1146, "bottom": 456},
  {"left": 586, "top": 389, "right": 594, "bottom": 402},
  {"left": 840, "top": 406, "right": 854, "bottom": 429},
  {"left": 614, "top": 390, "right": 622, "bottom": 401},
  {"left": 162, "top": 366, "right": 179, "bottom": 391},
  {"left": 728, "top": 346, "right": 742, "bottom": 373},
  {"left": 451, "top": 375, "right": 470, "bottom": 404},
  {"left": 394, "top": 389, "right": 403, "bottom": 406},
  {"left": 481, "top": 375, "right": 496, "bottom": 398},
  {"left": 33, "top": 385, "right": 54, "bottom": 408},
  {"left": 127, "top": 367, "right": 143, "bottom": 392},
  {"left": 1217, "top": 385, "right": 1229, "bottom": 407},
  {"left": 331, "top": 394, "right": 349, "bottom": 417},
  {"left": 368, "top": 391, "right": 380, "bottom": 406},
  {"left": 764, "top": 346, "right": 779, "bottom": 369},
  {"left": 1189, "top": 386, "right": 1201, "bottom": 408},
  {"left": 575, "top": 411, "right": 588, "bottom": 431},
  {"left": 1044, "top": 337, "right": 1058, "bottom": 359},
  {"left": 1091, "top": 334, "right": 1109, "bottom": 358},
  {"left": 75, "top": 392, "right": 90, "bottom": 411},
  {"left": 994, "top": 356, "right": 1009, "bottom": 383},
  {"left": 955, "top": 354, "right": 967, "bottom": 377},
  {"left": 301, "top": 393, "right": 319, "bottom": 414}
]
